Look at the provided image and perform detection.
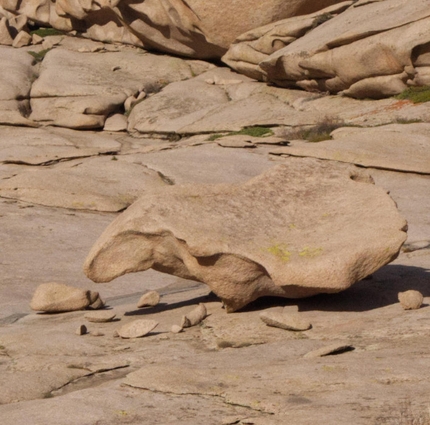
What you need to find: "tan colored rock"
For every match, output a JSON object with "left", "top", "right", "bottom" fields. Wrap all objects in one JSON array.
[
  {"left": 171, "top": 325, "right": 183, "bottom": 334},
  {"left": 117, "top": 320, "right": 158, "bottom": 339},
  {"left": 75, "top": 324, "right": 87, "bottom": 335},
  {"left": 103, "top": 114, "right": 127, "bottom": 132},
  {"left": 260, "top": 310, "right": 311, "bottom": 331},
  {"left": 270, "top": 123, "right": 430, "bottom": 174},
  {"left": 12, "top": 30, "right": 31, "bottom": 48},
  {"left": 137, "top": 291, "right": 160, "bottom": 308},
  {"left": 84, "top": 157, "right": 407, "bottom": 312},
  {"left": 88, "top": 292, "right": 105, "bottom": 310},
  {"left": 257, "top": 0, "right": 430, "bottom": 98},
  {"left": 304, "top": 343, "right": 354, "bottom": 358},
  {"left": 0, "top": 17, "right": 13, "bottom": 45},
  {"left": 398, "top": 290, "right": 423, "bottom": 310},
  {"left": 4, "top": 0, "right": 346, "bottom": 59},
  {"left": 84, "top": 311, "right": 116, "bottom": 323},
  {"left": 181, "top": 304, "right": 207, "bottom": 328},
  {"left": 30, "top": 282, "right": 90, "bottom": 312}
]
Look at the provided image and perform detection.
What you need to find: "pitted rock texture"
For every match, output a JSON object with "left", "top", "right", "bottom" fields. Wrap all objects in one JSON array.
[
  {"left": 84, "top": 157, "right": 407, "bottom": 312},
  {"left": 3, "top": 0, "right": 346, "bottom": 59},
  {"left": 224, "top": 0, "right": 430, "bottom": 98}
]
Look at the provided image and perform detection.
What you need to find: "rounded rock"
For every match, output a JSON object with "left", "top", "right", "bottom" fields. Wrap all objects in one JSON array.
[{"left": 398, "top": 290, "right": 424, "bottom": 310}]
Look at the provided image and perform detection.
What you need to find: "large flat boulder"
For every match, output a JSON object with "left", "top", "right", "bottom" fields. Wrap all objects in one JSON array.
[{"left": 84, "top": 158, "right": 407, "bottom": 312}]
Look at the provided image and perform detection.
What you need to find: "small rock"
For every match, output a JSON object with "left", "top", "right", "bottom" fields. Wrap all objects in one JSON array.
[
  {"left": 88, "top": 295, "right": 105, "bottom": 310},
  {"left": 30, "top": 282, "right": 90, "bottom": 313},
  {"left": 137, "top": 290, "right": 160, "bottom": 308},
  {"left": 181, "top": 303, "right": 207, "bottom": 328},
  {"left": 75, "top": 324, "right": 87, "bottom": 335},
  {"left": 31, "top": 33, "right": 43, "bottom": 44},
  {"left": 398, "top": 290, "right": 424, "bottom": 310},
  {"left": 84, "top": 311, "right": 116, "bottom": 323},
  {"left": 12, "top": 30, "right": 31, "bottom": 48},
  {"left": 117, "top": 320, "right": 158, "bottom": 339},
  {"left": 260, "top": 310, "right": 311, "bottom": 331},
  {"left": 304, "top": 343, "right": 354, "bottom": 359},
  {"left": 103, "top": 114, "right": 127, "bottom": 132},
  {"left": 113, "top": 330, "right": 119, "bottom": 338},
  {"left": 171, "top": 325, "right": 183, "bottom": 334},
  {"left": 90, "top": 330, "right": 105, "bottom": 337}
]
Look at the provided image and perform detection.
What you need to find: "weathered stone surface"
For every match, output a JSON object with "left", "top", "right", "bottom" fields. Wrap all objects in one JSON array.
[
  {"left": 84, "top": 310, "right": 116, "bottom": 322},
  {"left": 304, "top": 343, "right": 354, "bottom": 358},
  {"left": 0, "top": 155, "right": 168, "bottom": 212},
  {"left": 398, "top": 290, "right": 424, "bottom": 310},
  {"left": 4, "top": 0, "right": 346, "bottom": 59},
  {"left": 181, "top": 303, "right": 207, "bottom": 328},
  {"left": 229, "top": 0, "right": 430, "bottom": 98},
  {"left": 103, "top": 114, "right": 127, "bottom": 132},
  {"left": 137, "top": 290, "right": 160, "bottom": 308},
  {"left": 29, "top": 46, "right": 210, "bottom": 129},
  {"left": 30, "top": 282, "right": 90, "bottom": 312},
  {"left": 84, "top": 158, "right": 407, "bottom": 312},
  {"left": 171, "top": 324, "right": 183, "bottom": 334},
  {"left": 260, "top": 310, "right": 311, "bottom": 331},
  {"left": 270, "top": 123, "right": 430, "bottom": 174},
  {"left": 117, "top": 319, "right": 158, "bottom": 339}
]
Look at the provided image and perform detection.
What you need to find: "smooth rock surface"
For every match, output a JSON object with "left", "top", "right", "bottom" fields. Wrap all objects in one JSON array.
[
  {"left": 181, "top": 304, "right": 207, "bottom": 328},
  {"left": 30, "top": 282, "right": 90, "bottom": 312},
  {"left": 84, "top": 158, "right": 407, "bottom": 312}
]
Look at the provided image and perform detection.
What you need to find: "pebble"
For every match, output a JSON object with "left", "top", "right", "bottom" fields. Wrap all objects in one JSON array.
[
  {"left": 260, "top": 310, "right": 311, "bottom": 331},
  {"left": 304, "top": 343, "right": 354, "bottom": 358},
  {"left": 84, "top": 310, "right": 116, "bottom": 323},
  {"left": 75, "top": 324, "right": 87, "bottom": 335},
  {"left": 117, "top": 319, "right": 158, "bottom": 339},
  {"left": 137, "top": 290, "right": 160, "bottom": 308},
  {"left": 398, "top": 290, "right": 424, "bottom": 310},
  {"left": 171, "top": 325, "right": 183, "bottom": 334},
  {"left": 90, "top": 330, "right": 105, "bottom": 337}
]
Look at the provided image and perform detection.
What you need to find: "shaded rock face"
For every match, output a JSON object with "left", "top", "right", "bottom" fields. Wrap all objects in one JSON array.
[
  {"left": 84, "top": 158, "right": 407, "bottom": 312},
  {"left": 223, "top": 0, "right": 430, "bottom": 98},
  {"left": 3, "top": 0, "right": 347, "bottom": 58}
]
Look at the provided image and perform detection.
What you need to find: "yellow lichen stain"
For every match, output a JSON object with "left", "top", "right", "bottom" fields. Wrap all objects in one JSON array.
[
  {"left": 265, "top": 243, "right": 291, "bottom": 262},
  {"left": 299, "top": 246, "right": 323, "bottom": 258},
  {"left": 289, "top": 223, "right": 296, "bottom": 229}
]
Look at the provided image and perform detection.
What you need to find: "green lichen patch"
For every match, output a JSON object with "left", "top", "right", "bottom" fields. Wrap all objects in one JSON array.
[
  {"left": 265, "top": 243, "right": 291, "bottom": 262},
  {"left": 395, "top": 85, "right": 430, "bottom": 103}
]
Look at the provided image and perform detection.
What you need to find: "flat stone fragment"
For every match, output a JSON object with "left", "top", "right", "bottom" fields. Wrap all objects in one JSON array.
[
  {"left": 171, "top": 325, "right": 183, "bottom": 334},
  {"left": 260, "top": 310, "right": 311, "bottom": 331},
  {"left": 304, "top": 343, "right": 354, "bottom": 358},
  {"left": 84, "top": 157, "right": 407, "bottom": 312},
  {"left": 84, "top": 311, "right": 116, "bottom": 323},
  {"left": 398, "top": 290, "right": 423, "bottom": 310},
  {"left": 137, "top": 291, "right": 160, "bottom": 308},
  {"left": 30, "top": 283, "right": 90, "bottom": 313},
  {"left": 117, "top": 320, "right": 158, "bottom": 339}
]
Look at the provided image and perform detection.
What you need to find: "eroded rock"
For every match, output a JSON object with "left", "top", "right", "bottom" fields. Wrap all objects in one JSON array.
[
  {"left": 137, "top": 291, "right": 160, "bottom": 308},
  {"left": 84, "top": 310, "right": 116, "bottom": 322},
  {"left": 84, "top": 157, "right": 407, "bottom": 312},
  {"left": 260, "top": 310, "right": 311, "bottom": 331},
  {"left": 181, "top": 304, "right": 207, "bottom": 328}
]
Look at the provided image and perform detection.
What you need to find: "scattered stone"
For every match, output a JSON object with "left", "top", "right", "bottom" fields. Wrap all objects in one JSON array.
[
  {"left": 75, "top": 324, "right": 87, "bottom": 335},
  {"left": 90, "top": 330, "right": 105, "bottom": 337},
  {"left": 12, "top": 30, "right": 31, "bottom": 48},
  {"left": 113, "top": 330, "right": 119, "bottom": 338},
  {"left": 402, "top": 240, "right": 430, "bottom": 253},
  {"left": 171, "top": 325, "right": 183, "bottom": 334},
  {"left": 103, "top": 114, "right": 127, "bottom": 132},
  {"left": 260, "top": 310, "right": 311, "bottom": 331},
  {"left": 30, "top": 282, "right": 90, "bottom": 313},
  {"left": 398, "top": 290, "right": 424, "bottom": 310},
  {"left": 88, "top": 295, "right": 105, "bottom": 310},
  {"left": 181, "top": 304, "right": 207, "bottom": 328},
  {"left": 84, "top": 311, "right": 116, "bottom": 323},
  {"left": 117, "top": 320, "right": 159, "bottom": 339},
  {"left": 137, "top": 291, "right": 160, "bottom": 308},
  {"left": 304, "top": 343, "right": 354, "bottom": 358}
]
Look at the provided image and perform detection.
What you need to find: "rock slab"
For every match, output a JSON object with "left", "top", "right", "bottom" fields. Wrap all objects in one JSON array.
[
  {"left": 117, "top": 320, "right": 158, "bottom": 339},
  {"left": 84, "top": 157, "right": 407, "bottom": 312},
  {"left": 260, "top": 310, "right": 311, "bottom": 331}
]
